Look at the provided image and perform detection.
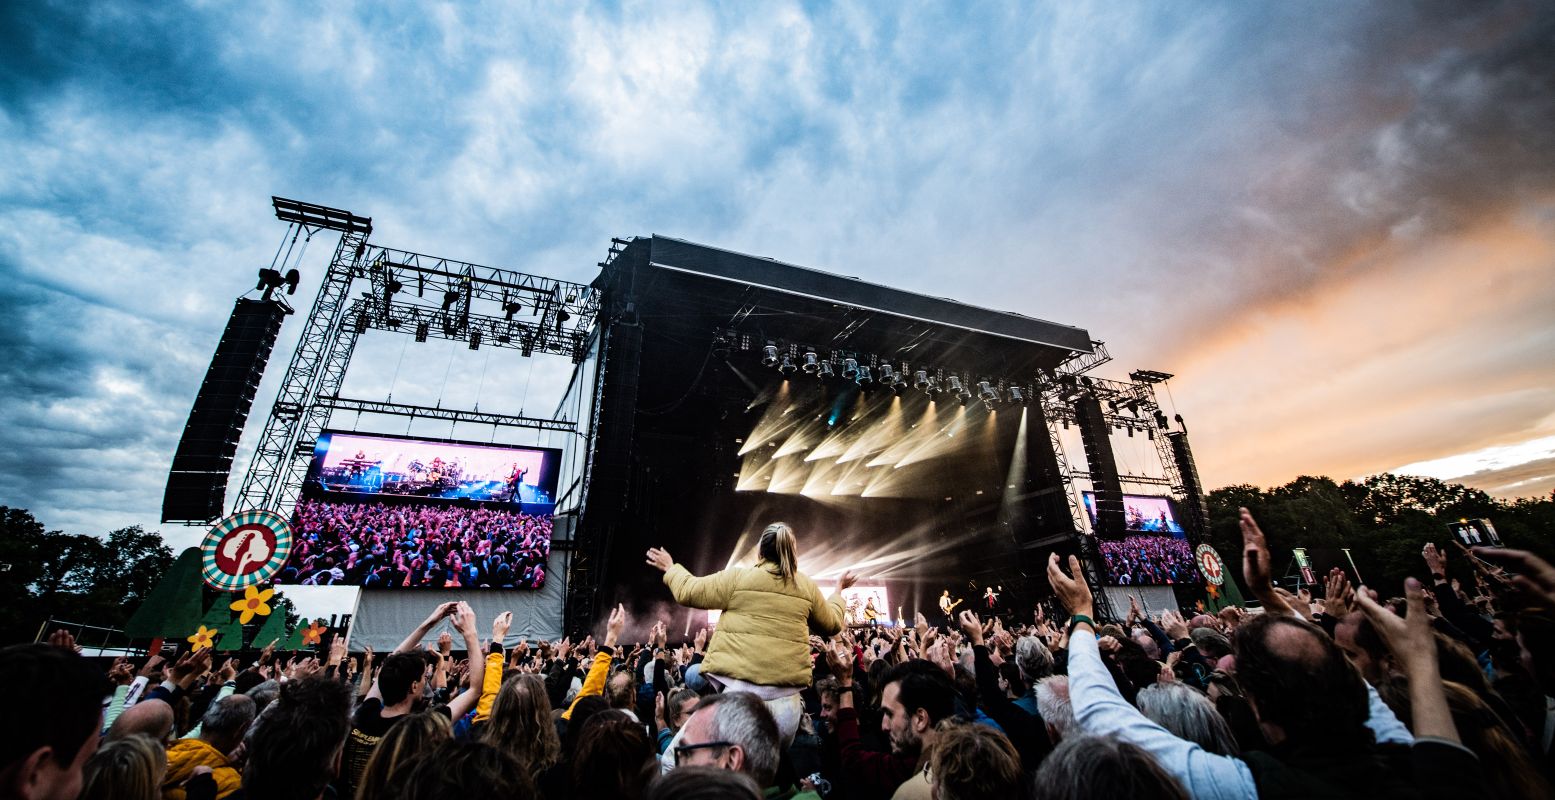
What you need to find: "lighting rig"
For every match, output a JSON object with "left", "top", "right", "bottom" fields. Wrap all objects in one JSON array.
[{"left": 726, "top": 329, "right": 1036, "bottom": 412}]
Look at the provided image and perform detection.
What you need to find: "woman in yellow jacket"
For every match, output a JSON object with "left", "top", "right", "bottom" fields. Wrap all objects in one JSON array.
[{"left": 646, "top": 522, "right": 856, "bottom": 744}]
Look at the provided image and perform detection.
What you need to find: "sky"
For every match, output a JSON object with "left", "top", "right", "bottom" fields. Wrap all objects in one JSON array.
[{"left": 1, "top": 1, "right": 1552, "bottom": 549}]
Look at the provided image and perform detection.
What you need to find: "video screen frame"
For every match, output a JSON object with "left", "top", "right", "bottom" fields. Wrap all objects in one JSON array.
[{"left": 276, "top": 431, "right": 562, "bottom": 590}]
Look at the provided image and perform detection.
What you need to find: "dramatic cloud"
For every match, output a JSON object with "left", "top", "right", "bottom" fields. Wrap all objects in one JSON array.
[{"left": 1, "top": 1, "right": 1550, "bottom": 546}]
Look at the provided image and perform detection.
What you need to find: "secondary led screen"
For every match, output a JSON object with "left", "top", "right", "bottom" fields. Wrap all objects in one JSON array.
[
  {"left": 276, "top": 432, "right": 559, "bottom": 590},
  {"left": 1083, "top": 493, "right": 1200, "bottom": 586}
]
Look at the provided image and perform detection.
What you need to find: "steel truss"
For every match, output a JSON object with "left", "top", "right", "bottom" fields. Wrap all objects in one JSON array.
[
  {"left": 1033, "top": 367, "right": 1196, "bottom": 622},
  {"left": 236, "top": 200, "right": 593, "bottom": 516}
]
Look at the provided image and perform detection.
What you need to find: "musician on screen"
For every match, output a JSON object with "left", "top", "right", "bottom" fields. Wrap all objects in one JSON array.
[{"left": 863, "top": 596, "right": 879, "bottom": 628}]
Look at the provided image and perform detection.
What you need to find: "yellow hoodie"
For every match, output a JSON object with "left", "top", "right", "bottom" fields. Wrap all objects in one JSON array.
[{"left": 163, "top": 738, "right": 240, "bottom": 800}]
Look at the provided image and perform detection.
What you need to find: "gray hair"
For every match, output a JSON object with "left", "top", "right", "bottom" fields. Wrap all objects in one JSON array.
[
  {"left": 1134, "top": 682, "right": 1239, "bottom": 756},
  {"left": 1015, "top": 636, "right": 1054, "bottom": 683},
  {"left": 200, "top": 694, "right": 257, "bottom": 741},
  {"left": 1190, "top": 628, "right": 1232, "bottom": 659},
  {"left": 244, "top": 680, "right": 281, "bottom": 715},
  {"left": 1034, "top": 676, "right": 1074, "bottom": 739},
  {"left": 694, "top": 691, "right": 779, "bottom": 786},
  {"left": 1032, "top": 734, "right": 1189, "bottom": 800}
]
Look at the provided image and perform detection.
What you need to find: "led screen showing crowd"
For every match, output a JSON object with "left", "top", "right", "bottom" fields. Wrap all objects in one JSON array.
[
  {"left": 276, "top": 432, "right": 560, "bottom": 590},
  {"left": 1083, "top": 493, "right": 1201, "bottom": 586}
]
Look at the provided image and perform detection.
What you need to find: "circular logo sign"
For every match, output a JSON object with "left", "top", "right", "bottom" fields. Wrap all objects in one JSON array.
[
  {"left": 1195, "top": 544, "right": 1225, "bottom": 586},
  {"left": 201, "top": 510, "right": 293, "bottom": 591}
]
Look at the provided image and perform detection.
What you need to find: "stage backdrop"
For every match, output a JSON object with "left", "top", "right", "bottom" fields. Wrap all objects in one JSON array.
[{"left": 346, "top": 551, "right": 568, "bottom": 650}]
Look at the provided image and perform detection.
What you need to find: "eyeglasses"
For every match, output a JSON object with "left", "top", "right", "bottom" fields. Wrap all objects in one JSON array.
[{"left": 673, "top": 740, "right": 733, "bottom": 766}]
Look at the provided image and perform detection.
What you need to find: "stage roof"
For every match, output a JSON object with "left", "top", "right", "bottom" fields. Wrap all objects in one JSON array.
[{"left": 625, "top": 236, "right": 1094, "bottom": 355}]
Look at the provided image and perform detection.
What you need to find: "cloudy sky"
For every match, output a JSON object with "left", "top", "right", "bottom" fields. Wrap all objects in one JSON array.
[{"left": 2, "top": 1, "right": 1552, "bottom": 548}]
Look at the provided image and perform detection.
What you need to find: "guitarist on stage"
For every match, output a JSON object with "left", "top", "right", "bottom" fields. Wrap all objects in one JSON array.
[{"left": 938, "top": 589, "right": 962, "bottom": 626}]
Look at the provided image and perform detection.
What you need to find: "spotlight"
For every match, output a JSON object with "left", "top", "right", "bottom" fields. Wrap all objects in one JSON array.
[
  {"left": 387, "top": 278, "right": 403, "bottom": 295},
  {"left": 817, "top": 360, "right": 834, "bottom": 378},
  {"left": 946, "top": 376, "right": 965, "bottom": 395},
  {"left": 926, "top": 376, "right": 942, "bottom": 394},
  {"left": 855, "top": 365, "right": 873, "bottom": 386},
  {"left": 801, "top": 351, "right": 820, "bottom": 373},
  {"left": 713, "top": 333, "right": 732, "bottom": 358},
  {"left": 762, "top": 345, "right": 780, "bottom": 367},
  {"left": 890, "top": 377, "right": 907, "bottom": 395},
  {"left": 977, "top": 381, "right": 999, "bottom": 404},
  {"left": 879, "top": 364, "right": 897, "bottom": 384},
  {"left": 469, "top": 329, "right": 482, "bottom": 350},
  {"left": 841, "top": 358, "right": 859, "bottom": 380},
  {"left": 779, "top": 355, "right": 798, "bottom": 375},
  {"left": 442, "top": 289, "right": 461, "bottom": 310},
  {"left": 913, "top": 370, "right": 931, "bottom": 391},
  {"left": 414, "top": 321, "right": 429, "bottom": 342},
  {"left": 354, "top": 311, "right": 369, "bottom": 334},
  {"left": 503, "top": 301, "right": 522, "bottom": 320},
  {"left": 1008, "top": 386, "right": 1027, "bottom": 405}
]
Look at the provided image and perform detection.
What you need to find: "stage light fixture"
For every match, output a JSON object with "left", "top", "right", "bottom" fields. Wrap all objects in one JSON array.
[
  {"left": 354, "top": 311, "right": 369, "bottom": 334},
  {"left": 469, "top": 329, "right": 482, "bottom": 350},
  {"left": 947, "top": 376, "right": 965, "bottom": 395},
  {"left": 817, "top": 360, "right": 834, "bottom": 378},
  {"left": 503, "top": 301, "right": 523, "bottom": 320},
  {"left": 762, "top": 345, "right": 780, "bottom": 367},
  {"left": 1007, "top": 386, "right": 1026, "bottom": 405},
  {"left": 415, "top": 321, "right": 429, "bottom": 342},
  {"left": 712, "top": 333, "right": 732, "bottom": 358},
  {"left": 442, "top": 289, "right": 460, "bottom": 310},
  {"left": 913, "top": 370, "right": 931, "bottom": 391},
  {"left": 977, "top": 381, "right": 999, "bottom": 404},
  {"left": 927, "top": 376, "right": 942, "bottom": 394},
  {"left": 879, "top": 364, "right": 897, "bottom": 384},
  {"left": 855, "top": 365, "right": 873, "bottom": 386},
  {"left": 387, "top": 278, "right": 403, "bottom": 295},
  {"left": 890, "top": 377, "right": 907, "bottom": 395},
  {"left": 779, "top": 355, "right": 798, "bottom": 375},
  {"left": 801, "top": 351, "right": 820, "bottom": 373},
  {"left": 1155, "top": 411, "right": 1171, "bottom": 429},
  {"left": 841, "top": 358, "right": 859, "bottom": 380}
]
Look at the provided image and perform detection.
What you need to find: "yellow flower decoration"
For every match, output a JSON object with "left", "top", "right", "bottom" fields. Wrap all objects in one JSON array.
[
  {"left": 301, "top": 621, "right": 328, "bottom": 646},
  {"left": 188, "top": 625, "right": 217, "bottom": 652},
  {"left": 229, "top": 586, "right": 275, "bottom": 625}
]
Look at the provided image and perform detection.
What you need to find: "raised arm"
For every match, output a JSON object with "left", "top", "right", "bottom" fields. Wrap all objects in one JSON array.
[
  {"left": 650, "top": 547, "right": 738, "bottom": 610},
  {"left": 396, "top": 601, "right": 458, "bottom": 653},
  {"left": 809, "top": 570, "right": 857, "bottom": 635},
  {"left": 445, "top": 602, "right": 487, "bottom": 720}
]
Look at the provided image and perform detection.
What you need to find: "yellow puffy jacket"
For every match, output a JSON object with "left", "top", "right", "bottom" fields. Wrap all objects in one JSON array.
[
  {"left": 665, "top": 559, "right": 845, "bottom": 687},
  {"left": 162, "top": 738, "right": 240, "bottom": 800}
]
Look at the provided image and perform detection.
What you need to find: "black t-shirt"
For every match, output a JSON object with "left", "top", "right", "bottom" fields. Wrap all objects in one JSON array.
[{"left": 342, "top": 699, "right": 451, "bottom": 795}]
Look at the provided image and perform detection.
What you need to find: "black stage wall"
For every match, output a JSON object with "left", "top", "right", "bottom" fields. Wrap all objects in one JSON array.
[{"left": 568, "top": 237, "right": 1095, "bottom": 631}]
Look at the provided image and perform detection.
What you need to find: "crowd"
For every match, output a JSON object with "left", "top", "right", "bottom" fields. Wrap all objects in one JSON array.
[
  {"left": 279, "top": 499, "right": 552, "bottom": 589},
  {"left": 7, "top": 509, "right": 1555, "bottom": 799},
  {"left": 1097, "top": 535, "right": 1200, "bottom": 585}
]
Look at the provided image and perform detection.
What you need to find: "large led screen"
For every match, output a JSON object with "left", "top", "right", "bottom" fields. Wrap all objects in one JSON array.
[
  {"left": 1082, "top": 493, "right": 1200, "bottom": 586},
  {"left": 276, "top": 432, "right": 560, "bottom": 590}
]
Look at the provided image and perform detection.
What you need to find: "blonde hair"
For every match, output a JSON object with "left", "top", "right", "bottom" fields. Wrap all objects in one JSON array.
[
  {"left": 758, "top": 522, "right": 798, "bottom": 583},
  {"left": 481, "top": 673, "right": 561, "bottom": 775},
  {"left": 355, "top": 710, "right": 451, "bottom": 800},
  {"left": 81, "top": 734, "right": 165, "bottom": 800}
]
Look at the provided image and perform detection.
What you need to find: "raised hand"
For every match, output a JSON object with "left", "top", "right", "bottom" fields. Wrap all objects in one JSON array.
[
  {"left": 837, "top": 570, "right": 859, "bottom": 591},
  {"left": 1160, "top": 609, "right": 1189, "bottom": 640},
  {"left": 108, "top": 659, "right": 135, "bottom": 686},
  {"left": 1324, "top": 568, "right": 1354, "bottom": 618},
  {"left": 1422, "top": 542, "right": 1447, "bottom": 577},
  {"left": 645, "top": 547, "right": 674, "bottom": 573},
  {"left": 958, "top": 610, "right": 985, "bottom": 645},
  {"left": 218, "top": 656, "right": 240, "bottom": 682},
  {"left": 1240, "top": 508, "right": 1292, "bottom": 615},
  {"left": 48, "top": 629, "right": 80, "bottom": 653},
  {"left": 1356, "top": 577, "right": 1459, "bottom": 743},
  {"left": 438, "top": 631, "right": 454, "bottom": 655},
  {"left": 1046, "top": 553, "right": 1094, "bottom": 620},
  {"left": 694, "top": 627, "right": 708, "bottom": 653},
  {"left": 139, "top": 653, "right": 166, "bottom": 679},
  {"left": 172, "top": 648, "right": 213, "bottom": 689},
  {"left": 825, "top": 641, "right": 855, "bottom": 686},
  {"left": 492, "top": 611, "right": 513, "bottom": 643},
  {"left": 1472, "top": 547, "right": 1555, "bottom": 607},
  {"left": 450, "top": 602, "right": 477, "bottom": 636},
  {"left": 604, "top": 604, "right": 627, "bottom": 648}
]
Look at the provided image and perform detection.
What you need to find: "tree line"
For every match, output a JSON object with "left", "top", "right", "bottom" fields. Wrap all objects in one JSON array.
[{"left": 1, "top": 473, "right": 1552, "bottom": 643}]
